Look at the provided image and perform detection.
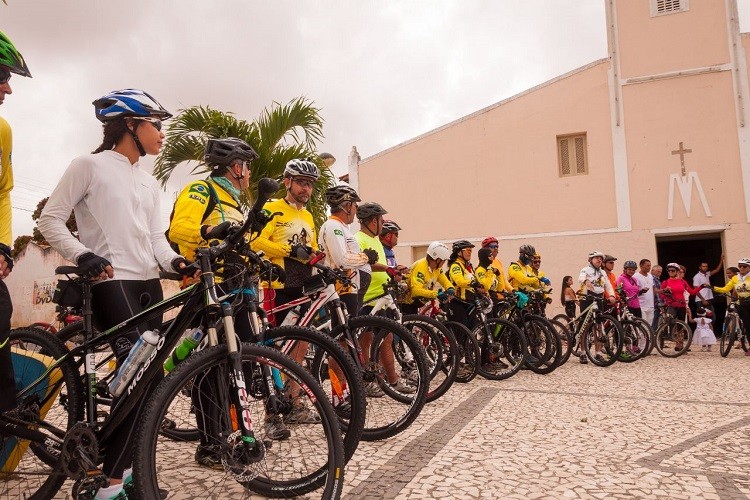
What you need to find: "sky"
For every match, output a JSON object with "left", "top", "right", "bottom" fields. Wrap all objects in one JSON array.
[{"left": 3, "top": 1, "right": 750, "bottom": 240}]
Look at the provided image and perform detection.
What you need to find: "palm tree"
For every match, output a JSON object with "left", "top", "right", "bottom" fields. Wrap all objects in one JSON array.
[{"left": 154, "top": 97, "right": 335, "bottom": 228}]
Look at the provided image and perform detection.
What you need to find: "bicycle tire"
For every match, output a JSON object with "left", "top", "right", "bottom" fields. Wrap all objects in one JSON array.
[
  {"left": 402, "top": 314, "right": 458, "bottom": 403},
  {"left": 444, "top": 321, "right": 480, "bottom": 383},
  {"left": 1, "top": 328, "right": 83, "bottom": 500},
  {"left": 617, "top": 320, "right": 649, "bottom": 363},
  {"left": 719, "top": 316, "right": 736, "bottom": 357},
  {"left": 133, "top": 343, "right": 345, "bottom": 499},
  {"left": 655, "top": 319, "right": 692, "bottom": 358},
  {"left": 549, "top": 318, "right": 574, "bottom": 366},
  {"left": 521, "top": 315, "right": 558, "bottom": 373},
  {"left": 330, "top": 315, "right": 428, "bottom": 441},
  {"left": 474, "top": 318, "right": 527, "bottom": 380},
  {"left": 583, "top": 314, "right": 624, "bottom": 367},
  {"left": 269, "top": 325, "right": 365, "bottom": 463}
]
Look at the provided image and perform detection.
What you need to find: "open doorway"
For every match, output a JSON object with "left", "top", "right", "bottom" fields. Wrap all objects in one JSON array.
[{"left": 655, "top": 232, "right": 725, "bottom": 332}]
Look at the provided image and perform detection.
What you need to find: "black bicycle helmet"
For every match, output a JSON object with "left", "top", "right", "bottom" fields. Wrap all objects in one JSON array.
[
  {"left": 284, "top": 159, "right": 320, "bottom": 180},
  {"left": 325, "top": 185, "right": 360, "bottom": 207},
  {"left": 624, "top": 260, "right": 637, "bottom": 269},
  {"left": 0, "top": 30, "right": 31, "bottom": 77},
  {"left": 452, "top": 240, "right": 475, "bottom": 253},
  {"left": 519, "top": 244, "right": 536, "bottom": 258},
  {"left": 356, "top": 202, "right": 388, "bottom": 221},
  {"left": 204, "top": 137, "right": 259, "bottom": 168},
  {"left": 380, "top": 220, "right": 402, "bottom": 236},
  {"left": 604, "top": 254, "right": 617, "bottom": 263}
]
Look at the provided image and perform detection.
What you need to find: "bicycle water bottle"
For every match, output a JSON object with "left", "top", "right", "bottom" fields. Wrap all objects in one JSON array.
[
  {"left": 280, "top": 306, "right": 301, "bottom": 326},
  {"left": 164, "top": 328, "right": 204, "bottom": 373},
  {"left": 108, "top": 330, "right": 160, "bottom": 397}
]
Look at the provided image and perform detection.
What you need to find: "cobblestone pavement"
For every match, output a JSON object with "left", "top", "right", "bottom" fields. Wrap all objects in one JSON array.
[{"left": 49, "top": 349, "right": 748, "bottom": 499}]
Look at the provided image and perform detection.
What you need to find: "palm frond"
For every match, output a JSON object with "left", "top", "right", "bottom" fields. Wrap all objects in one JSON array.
[{"left": 256, "top": 97, "right": 323, "bottom": 152}]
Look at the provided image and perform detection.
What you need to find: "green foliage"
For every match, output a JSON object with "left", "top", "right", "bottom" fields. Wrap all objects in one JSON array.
[
  {"left": 12, "top": 196, "right": 79, "bottom": 258},
  {"left": 154, "top": 97, "right": 335, "bottom": 228}
]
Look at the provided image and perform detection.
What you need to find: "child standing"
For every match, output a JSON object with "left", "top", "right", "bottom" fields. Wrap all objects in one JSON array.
[{"left": 691, "top": 307, "right": 717, "bottom": 352}]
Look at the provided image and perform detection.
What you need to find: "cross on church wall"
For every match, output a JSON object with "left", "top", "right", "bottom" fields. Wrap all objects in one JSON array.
[{"left": 671, "top": 141, "right": 692, "bottom": 176}]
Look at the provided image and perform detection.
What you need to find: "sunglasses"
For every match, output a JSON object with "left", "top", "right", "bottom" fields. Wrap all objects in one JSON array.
[
  {"left": 487, "top": 244, "right": 498, "bottom": 249},
  {"left": 292, "top": 177, "right": 315, "bottom": 189},
  {"left": 137, "top": 117, "right": 162, "bottom": 131},
  {"left": 668, "top": 269, "right": 677, "bottom": 272},
  {"left": 739, "top": 264, "right": 750, "bottom": 268},
  {"left": 0, "top": 67, "right": 11, "bottom": 85}
]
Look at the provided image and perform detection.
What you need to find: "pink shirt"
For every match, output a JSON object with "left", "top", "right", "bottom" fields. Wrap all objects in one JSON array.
[
  {"left": 616, "top": 273, "right": 641, "bottom": 309},
  {"left": 660, "top": 278, "right": 702, "bottom": 308}
]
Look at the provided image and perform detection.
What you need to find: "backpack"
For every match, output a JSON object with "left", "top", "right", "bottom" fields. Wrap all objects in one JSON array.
[{"left": 165, "top": 180, "right": 220, "bottom": 253}]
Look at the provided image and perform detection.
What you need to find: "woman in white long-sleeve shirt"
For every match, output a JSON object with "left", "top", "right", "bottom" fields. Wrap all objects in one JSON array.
[{"left": 38, "top": 89, "right": 194, "bottom": 500}]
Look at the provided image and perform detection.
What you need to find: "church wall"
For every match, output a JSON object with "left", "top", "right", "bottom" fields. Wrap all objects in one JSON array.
[
  {"left": 616, "top": 0, "right": 730, "bottom": 79},
  {"left": 621, "top": 70, "right": 744, "bottom": 229},
  {"left": 358, "top": 60, "right": 617, "bottom": 244}
]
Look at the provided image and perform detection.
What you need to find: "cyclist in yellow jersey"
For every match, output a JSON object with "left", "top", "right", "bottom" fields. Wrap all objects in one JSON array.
[
  {"left": 169, "top": 138, "right": 256, "bottom": 261},
  {"left": 508, "top": 244, "right": 542, "bottom": 292},
  {"left": 714, "top": 257, "right": 750, "bottom": 355},
  {"left": 0, "top": 29, "right": 31, "bottom": 415},
  {"left": 481, "top": 237, "right": 513, "bottom": 297},
  {"left": 447, "top": 240, "right": 483, "bottom": 327},
  {"left": 402, "top": 241, "right": 454, "bottom": 315},
  {"left": 476, "top": 247, "right": 502, "bottom": 298},
  {"left": 530, "top": 252, "right": 552, "bottom": 311}
]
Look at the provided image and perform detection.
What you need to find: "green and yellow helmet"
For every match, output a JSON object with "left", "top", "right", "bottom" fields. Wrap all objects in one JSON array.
[{"left": 0, "top": 30, "right": 31, "bottom": 77}]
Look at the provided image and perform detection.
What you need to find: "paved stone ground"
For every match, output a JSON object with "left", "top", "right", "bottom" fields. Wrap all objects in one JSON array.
[{"left": 46, "top": 348, "right": 749, "bottom": 499}]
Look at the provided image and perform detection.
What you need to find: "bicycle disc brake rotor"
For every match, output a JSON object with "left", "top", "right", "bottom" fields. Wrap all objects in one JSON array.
[{"left": 222, "top": 430, "right": 265, "bottom": 481}]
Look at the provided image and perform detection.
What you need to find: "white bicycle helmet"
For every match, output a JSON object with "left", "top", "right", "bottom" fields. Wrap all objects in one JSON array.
[
  {"left": 738, "top": 258, "right": 750, "bottom": 266},
  {"left": 427, "top": 241, "right": 450, "bottom": 261},
  {"left": 588, "top": 250, "right": 605, "bottom": 260},
  {"left": 284, "top": 159, "right": 320, "bottom": 180},
  {"left": 666, "top": 262, "right": 680, "bottom": 271}
]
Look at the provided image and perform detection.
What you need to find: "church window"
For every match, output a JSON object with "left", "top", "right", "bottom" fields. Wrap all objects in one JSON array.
[
  {"left": 650, "top": 0, "right": 689, "bottom": 17},
  {"left": 557, "top": 133, "right": 588, "bottom": 177}
]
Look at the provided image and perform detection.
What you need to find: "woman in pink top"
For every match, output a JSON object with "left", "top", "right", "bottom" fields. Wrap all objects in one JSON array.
[
  {"left": 658, "top": 262, "right": 707, "bottom": 321},
  {"left": 616, "top": 260, "right": 643, "bottom": 317}
]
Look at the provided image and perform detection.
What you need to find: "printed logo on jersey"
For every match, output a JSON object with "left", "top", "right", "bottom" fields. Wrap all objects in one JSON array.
[
  {"left": 188, "top": 194, "right": 206, "bottom": 204},
  {"left": 188, "top": 184, "right": 208, "bottom": 197},
  {"left": 334, "top": 229, "right": 344, "bottom": 237}
]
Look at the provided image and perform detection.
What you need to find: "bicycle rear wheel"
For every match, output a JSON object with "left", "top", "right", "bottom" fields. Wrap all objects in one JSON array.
[
  {"left": 475, "top": 318, "right": 526, "bottom": 380},
  {"left": 133, "top": 343, "right": 345, "bottom": 499},
  {"left": 444, "top": 321, "right": 480, "bottom": 383},
  {"left": 330, "top": 315, "right": 428, "bottom": 441},
  {"left": 618, "top": 320, "right": 649, "bottom": 363},
  {"left": 402, "top": 315, "right": 458, "bottom": 403},
  {"left": 583, "top": 314, "right": 624, "bottom": 367},
  {"left": 1, "top": 328, "right": 83, "bottom": 500}
]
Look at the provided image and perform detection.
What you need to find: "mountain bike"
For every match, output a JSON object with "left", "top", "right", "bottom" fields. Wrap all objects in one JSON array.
[
  {"left": 555, "top": 293, "right": 624, "bottom": 367},
  {"left": 653, "top": 305, "right": 692, "bottom": 358},
  {"left": 0, "top": 179, "right": 345, "bottom": 499},
  {"left": 265, "top": 263, "right": 429, "bottom": 441},
  {"left": 361, "top": 276, "right": 458, "bottom": 403},
  {"left": 717, "top": 295, "right": 750, "bottom": 357}
]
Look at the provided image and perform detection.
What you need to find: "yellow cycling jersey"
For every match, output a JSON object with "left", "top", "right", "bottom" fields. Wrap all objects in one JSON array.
[
  {"left": 251, "top": 198, "right": 318, "bottom": 289},
  {"left": 449, "top": 258, "right": 475, "bottom": 300},
  {"left": 0, "top": 116, "right": 13, "bottom": 246},
  {"left": 408, "top": 257, "right": 453, "bottom": 303},
  {"left": 491, "top": 258, "right": 513, "bottom": 293},
  {"left": 507, "top": 260, "right": 541, "bottom": 292},
  {"left": 168, "top": 178, "right": 243, "bottom": 261},
  {"left": 714, "top": 273, "right": 750, "bottom": 299},
  {"left": 476, "top": 265, "right": 500, "bottom": 293}
]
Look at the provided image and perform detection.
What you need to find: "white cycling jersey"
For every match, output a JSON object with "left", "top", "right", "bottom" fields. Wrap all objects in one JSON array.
[
  {"left": 578, "top": 265, "right": 614, "bottom": 296},
  {"left": 39, "top": 150, "right": 178, "bottom": 281},
  {"left": 317, "top": 216, "right": 370, "bottom": 289}
]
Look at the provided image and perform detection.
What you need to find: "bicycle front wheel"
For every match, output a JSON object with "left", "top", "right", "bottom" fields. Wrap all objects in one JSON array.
[
  {"left": 474, "top": 318, "right": 526, "bottom": 380},
  {"left": 133, "top": 343, "right": 345, "bottom": 499},
  {"left": 583, "top": 314, "right": 624, "bottom": 367},
  {"left": 655, "top": 319, "right": 692, "bottom": 358},
  {"left": 401, "top": 315, "right": 458, "bottom": 403},
  {"left": 719, "top": 316, "right": 736, "bottom": 357}
]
